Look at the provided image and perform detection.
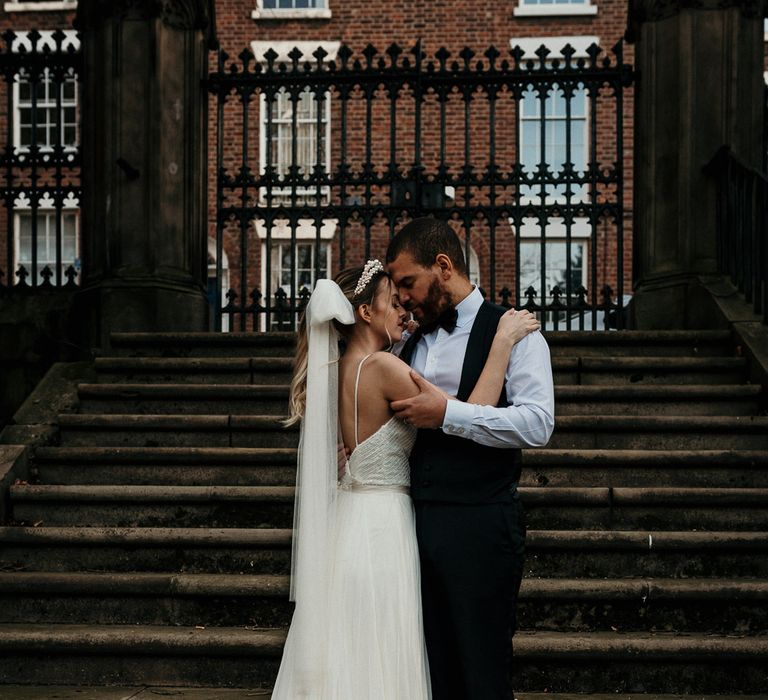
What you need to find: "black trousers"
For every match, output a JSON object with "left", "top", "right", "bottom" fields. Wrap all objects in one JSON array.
[{"left": 414, "top": 494, "right": 526, "bottom": 700}]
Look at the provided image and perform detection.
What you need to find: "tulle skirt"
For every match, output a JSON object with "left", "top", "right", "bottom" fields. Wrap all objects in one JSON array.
[{"left": 271, "top": 488, "right": 432, "bottom": 699}]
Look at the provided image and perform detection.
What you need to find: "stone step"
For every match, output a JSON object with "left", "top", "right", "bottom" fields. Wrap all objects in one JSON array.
[
  {"left": 94, "top": 357, "right": 293, "bottom": 385},
  {"left": 552, "top": 356, "right": 747, "bottom": 385},
  {"left": 12, "top": 485, "right": 768, "bottom": 531},
  {"left": 521, "top": 449, "right": 768, "bottom": 488},
  {"left": 76, "top": 384, "right": 291, "bottom": 415},
  {"left": 108, "top": 332, "right": 296, "bottom": 358},
  {"left": 33, "top": 446, "right": 299, "bottom": 485},
  {"left": 33, "top": 447, "right": 768, "bottom": 488},
  {"left": 549, "top": 416, "right": 768, "bottom": 450},
  {"left": 57, "top": 413, "right": 768, "bottom": 450},
  {"left": 74, "top": 382, "right": 762, "bottom": 416},
  {"left": 0, "top": 571, "right": 765, "bottom": 635},
  {"left": 10, "top": 485, "right": 296, "bottom": 529},
  {"left": 57, "top": 414, "right": 298, "bottom": 449},
  {"left": 33, "top": 447, "right": 296, "bottom": 486},
  {"left": 545, "top": 330, "right": 734, "bottom": 357},
  {"left": 92, "top": 355, "right": 748, "bottom": 386},
  {"left": 108, "top": 330, "right": 735, "bottom": 358},
  {"left": 0, "top": 624, "right": 765, "bottom": 692},
  {"left": 554, "top": 384, "right": 761, "bottom": 415},
  {"left": 2, "top": 527, "right": 766, "bottom": 577}
]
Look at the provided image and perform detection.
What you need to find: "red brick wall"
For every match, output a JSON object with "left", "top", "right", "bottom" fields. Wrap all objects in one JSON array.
[{"left": 210, "top": 0, "right": 636, "bottom": 329}]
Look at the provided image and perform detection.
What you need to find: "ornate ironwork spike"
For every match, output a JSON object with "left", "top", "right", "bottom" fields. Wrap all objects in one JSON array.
[
  {"left": 15, "top": 265, "right": 30, "bottom": 287},
  {"left": 550, "top": 285, "right": 564, "bottom": 307},
  {"left": 223, "top": 288, "right": 238, "bottom": 310},
  {"left": 288, "top": 46, "right": 303, "bottom": 66},
  {"left": 64, "top": 265, "right": 78, "bottom": 288},
  {"left": 262, "top": 47, "right": 278, "bottom": 70},
  {"left": 40, "top": 266, "right": 54, "bottom": 287},
  {"left": 312, "top": 45, "right": 329, "bottom": 63},
  {"left": 499, "top": 286, "right": 512, "bottom": 308},
  {"left": 298, "top": 286, "right": 311, "bottom": 309},
  {"left": 337, "top": 44, "right": 353, "bottom": 66},
  {"left": 524, "top": 285, "right": 538, "bottom": 309},
  {"left": 601, "top": 285, "right": 615, "bottom": 307}
]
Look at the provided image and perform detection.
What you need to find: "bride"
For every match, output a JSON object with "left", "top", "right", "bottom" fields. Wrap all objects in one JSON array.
[{"left": 271, "top": 260, "right": 540, "bottom": 699}]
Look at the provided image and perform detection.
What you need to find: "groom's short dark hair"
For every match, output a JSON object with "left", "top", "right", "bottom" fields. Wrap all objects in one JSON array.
[{"left": 386, "top": 217, "right": 468, "bottom": 277}]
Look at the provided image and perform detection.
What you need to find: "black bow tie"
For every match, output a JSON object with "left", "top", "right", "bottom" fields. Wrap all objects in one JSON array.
[{"left": 415, "top": 307, "right": 458, "bottom": 337}]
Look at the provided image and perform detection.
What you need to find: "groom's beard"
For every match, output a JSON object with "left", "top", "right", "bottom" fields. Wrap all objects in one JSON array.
[{"left": 413, "top": 278, "right": 453, "bottom": 327}]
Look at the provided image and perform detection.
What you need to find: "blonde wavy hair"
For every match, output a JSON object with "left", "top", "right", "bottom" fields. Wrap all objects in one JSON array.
[{"left": 285, "top": 264, "right": 390, "bottom": 426}]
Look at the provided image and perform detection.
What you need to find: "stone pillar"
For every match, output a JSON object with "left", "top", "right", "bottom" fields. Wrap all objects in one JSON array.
[
  {"left": 628, "top": 0, "right": 766, "bottom": 329},
  {"left": 74, "top": 0, "right": 215, "bottom": 348}
]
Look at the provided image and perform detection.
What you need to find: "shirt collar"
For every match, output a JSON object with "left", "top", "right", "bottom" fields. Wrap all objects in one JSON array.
[{"left": 454, "top": 286, "right": 483, "bottom": 329}]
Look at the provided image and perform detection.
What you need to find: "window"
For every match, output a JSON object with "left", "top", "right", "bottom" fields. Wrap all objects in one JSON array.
[
  {"left": 252, "top": 0, "right": 331, "bottom": 19},
  {"left": 520, "top": 241, "right": 585, "bottom": 297},
  {"left": 252, "top": 41, "right": 338, "bottom": 206},
  {"left": 15, "top": 67, "right": 78, "bottom": 152},
  {"left": 271, "top": 241, "right": 329, "bottom": 296},
  {"left": 510, "top": 36, "right": 597, "bottom": 319},
  {"left": 515, "top": 0, "right": 597, "bottom": 16},
  {"left": 260, "top": 87, "right": 330, "bottom": 205},
  {"left": 520, "top": 240, "right": 586, "bottom": 325},
  {"left": 520, "top": 82, "right": 588, "bottom": 204},
  {"left": 14, "top": 209, "right": 80, "bottom": 284}
]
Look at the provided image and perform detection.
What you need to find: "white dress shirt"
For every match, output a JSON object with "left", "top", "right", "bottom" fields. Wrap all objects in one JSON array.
[{"left": 405, "top": 287, "right": 555, "bottom": 449}]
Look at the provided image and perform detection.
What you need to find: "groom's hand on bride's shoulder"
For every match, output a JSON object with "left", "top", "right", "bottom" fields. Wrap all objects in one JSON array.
[{"left": 390, "top": 371, "right": 449, "bottom": 430}]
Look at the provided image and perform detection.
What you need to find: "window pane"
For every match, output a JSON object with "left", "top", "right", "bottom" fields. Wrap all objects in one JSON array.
[{"left": 520, "top": 241, "right": 584, "bottom": 298}]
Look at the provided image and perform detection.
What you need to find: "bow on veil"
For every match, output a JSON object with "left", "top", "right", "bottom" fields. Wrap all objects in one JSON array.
[{"left": 289, "top": 279, "right": 355, "bottom": 687}]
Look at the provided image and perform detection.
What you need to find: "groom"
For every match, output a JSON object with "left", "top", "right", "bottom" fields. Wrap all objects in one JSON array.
[{"left": 386, "top": 217, "right": 555, "bottom": 700}]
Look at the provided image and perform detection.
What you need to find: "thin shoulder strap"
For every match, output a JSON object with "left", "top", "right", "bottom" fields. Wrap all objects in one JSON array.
[{"left": 354, "top": 353, "right": 374, "bottom": 448}]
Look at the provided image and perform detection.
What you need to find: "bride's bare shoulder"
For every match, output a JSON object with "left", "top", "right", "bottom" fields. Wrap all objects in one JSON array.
[{"left": 366, "top": 351, "right": 417, "bottom": 401}]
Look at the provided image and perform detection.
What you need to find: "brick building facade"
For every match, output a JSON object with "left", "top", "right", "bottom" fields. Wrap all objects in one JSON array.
[{"left": 3, "top": 1, "right": 762, "bottom": 331}]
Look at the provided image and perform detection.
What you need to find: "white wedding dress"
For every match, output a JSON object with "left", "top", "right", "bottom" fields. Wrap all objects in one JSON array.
[{"left": 272, "top": 354, "right": 432, "bottom": 699}]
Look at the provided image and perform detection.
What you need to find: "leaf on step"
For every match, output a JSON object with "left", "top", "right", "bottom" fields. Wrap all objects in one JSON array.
[
  {"left": 33, "top": 520, "right": 43, "bottom": 527},
  {"left": 195, "top": 625, "right": 205, "bottom": 629}
]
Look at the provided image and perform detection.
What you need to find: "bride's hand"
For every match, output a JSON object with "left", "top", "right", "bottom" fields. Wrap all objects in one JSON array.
[{"left": 495, "top": 309, "right": 540, "bottom": 347}]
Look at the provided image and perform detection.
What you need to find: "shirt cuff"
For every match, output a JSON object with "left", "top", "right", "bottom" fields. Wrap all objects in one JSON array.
[{"left": 442, "top": 399, "right": 475, "bottom": 437}]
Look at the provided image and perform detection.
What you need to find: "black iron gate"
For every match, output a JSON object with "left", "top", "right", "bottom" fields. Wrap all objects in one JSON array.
[{"left": 208, "top": 40, "right": 633, "bottom": 331}]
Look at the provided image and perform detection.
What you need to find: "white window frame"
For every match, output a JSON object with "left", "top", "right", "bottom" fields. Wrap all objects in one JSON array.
[
  {"left": 252, "top": 41, "right": 338, "bottom": 207},
  {"left": 13, "top": 66, "right": 79, "bottom": 154},
  {"left": 255, "top": 218, "right": 336, "bottom": 331},
  {"left": 252, "top": 0, "right": 331, "bottom": 20},
  {"left": 514, "top": 0, "right": 597, "bottom": 17},
  {"left": 4, "top": 1, "right": 76, "bottom": 11},
  {"left": 519, "top": 238, "right": 589, "bottom": 329},
  {"left": 511, "top": 35, "right": 599, "bottom": 240},
  {"left": 13, "top": 196, "right": 80, "bottom": 285},
  {"left": 258, "top": 89, "right": 332, "bottom": 206}
]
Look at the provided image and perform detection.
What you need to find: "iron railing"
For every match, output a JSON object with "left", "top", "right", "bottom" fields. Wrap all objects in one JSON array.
[
  {"left": 208, "top": 40, "right": 634, "bottom": 331},
  {"left": 0, "top": 29, "right": 82, "bottom": 292},
  {"left": 706, "top": 146, "right": 768, "bottom": 324}
]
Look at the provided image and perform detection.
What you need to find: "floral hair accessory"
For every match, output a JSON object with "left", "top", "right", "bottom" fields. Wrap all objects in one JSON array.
[{"left": 354, "top": 259, "right": 385, "bottom": 297}]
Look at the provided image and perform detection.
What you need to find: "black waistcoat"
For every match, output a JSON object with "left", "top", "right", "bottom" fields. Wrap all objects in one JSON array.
[{"left": 400, "top": 301, "right": 522, "bottom": 503}]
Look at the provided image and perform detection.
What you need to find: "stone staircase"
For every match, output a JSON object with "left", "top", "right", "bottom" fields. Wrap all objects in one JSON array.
[{"left": 1, "top": 330, "right": 768, "bottom": 693}]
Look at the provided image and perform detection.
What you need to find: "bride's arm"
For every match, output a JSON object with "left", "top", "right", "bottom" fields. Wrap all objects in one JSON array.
[{"left": 466, "top": 309, "right": 540, "bottom": 405}]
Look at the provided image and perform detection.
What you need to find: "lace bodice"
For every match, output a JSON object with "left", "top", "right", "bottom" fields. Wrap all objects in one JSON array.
[
  {"left": 343, "top": 416, "right": 416, "bottom": 488},
  {"left": 339, "top": 353, "right": 417, "bottom": 489}
]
